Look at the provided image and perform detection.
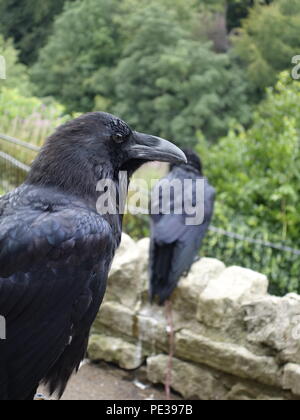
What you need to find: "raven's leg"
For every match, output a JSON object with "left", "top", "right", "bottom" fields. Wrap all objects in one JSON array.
[{"left": 164, "top": 300, "right": 175, "bottom": 400}]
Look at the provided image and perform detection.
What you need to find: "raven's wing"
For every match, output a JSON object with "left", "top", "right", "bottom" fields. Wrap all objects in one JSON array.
[
  {"left": 0, "top": 204, "right": 114, "bottom": 400},
  {"left": 150, "top": 172, "right": 215, "bottom": 304}
]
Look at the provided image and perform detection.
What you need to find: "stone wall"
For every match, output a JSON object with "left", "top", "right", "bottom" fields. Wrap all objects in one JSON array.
[{"left": 88, "top": 234, "right": 300, "bottom": 400}]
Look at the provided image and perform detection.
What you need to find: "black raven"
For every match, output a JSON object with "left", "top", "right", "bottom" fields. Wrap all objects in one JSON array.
[
  {"left": 149, "top": 149, "right": 216, "bottom": 305},
  {"left": 0, "top": 112, "right": 186, "bottom": 400}
]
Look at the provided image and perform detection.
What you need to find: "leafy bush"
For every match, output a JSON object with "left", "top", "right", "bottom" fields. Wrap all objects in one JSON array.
[
  {"left": 232, "top": 0, "right": 300, "bottom": 92},
  {"left": 200, "top": 72, "right": 300, "bottom": 242},
  {"left": 198, "top": 71, "right": 300, "bottom": 295},
  {"left": 0, "top": 35, "right": 32, "bottom": 95},
  {"left": 32, "top": 0, "right": 251, "bottom": 147},
  {"left": 113, "top": 3, "right": 250, "bottom": 146},
  {"left": 201, "top": 215, "right": 300, "bottom": 297},
  {"left": 31, "top": 0, "right": 123, "bottom": 113},
  {"left": 0, "top": 0, "right": 75, "bottom": 65}
]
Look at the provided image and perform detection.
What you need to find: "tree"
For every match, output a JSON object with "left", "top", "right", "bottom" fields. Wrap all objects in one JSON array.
[
  {"left": 0, "top": 0, "right": 74, "bottom": 65},
  {"left": 232, "top": 0, "right": 300, "bottom": 92},
  {"left": 31, "top": 0, "right": 122, "bottom": 113},
  {"left": 226, "top": 0, "right": 254, "bottom": 31},
  {"left": 0, "top": 35, "right": 32, "bottom": 95},
  {"left": 32, "top": 0, "right": 251, "bottom": 138},
  {"left": 112, "top": 3, "right": 250, "bottom": 147}
]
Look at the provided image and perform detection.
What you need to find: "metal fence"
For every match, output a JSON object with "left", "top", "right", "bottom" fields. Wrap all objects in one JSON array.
[
  {"left": 201, "top": 227, "right": 300, "bottom": 296},
  {"left": 0, "top": 134, "right": 32, "bottom": 195},
  {"left": 1, "top": 133, "right": 299, "bottom": 296}
]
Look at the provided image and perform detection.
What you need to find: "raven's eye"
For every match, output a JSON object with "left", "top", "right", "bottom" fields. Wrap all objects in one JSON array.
[{"left": 112, "top": 133, "right": 126, "bottom": 144}]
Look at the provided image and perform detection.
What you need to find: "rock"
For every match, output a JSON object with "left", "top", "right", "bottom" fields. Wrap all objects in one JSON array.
[
  {"left": 225, "top": 383, "right": 286, "bottom": 401},
  {"left": 147, "top": 355, "right": 229, "bottom": 400},
  {"left": 189, "top": 258, "right": 226, "bottom": 284},
  {"left": 116, "top": 233, "right": 136, "bottom": 257},
  {"left": 175, "top": 329, "right": 282, "bottom": 387},
  {"left": 197, "top": 266, "right": 268, "bottom": 328},
  {"left": 136, "top": 304, "right": 169, "bottom": 352},
  {"left": 136, "top": 237, "right": 151, "bottom": 267},
  {"left": 283, "top": 364, "right": 300, "bottom": 396},
  {"left": 88, "top": 334, "right": 144, "bottom": 370},
  {"left": 94, "top": 301, "right": 136, "bottom": 338},
  {"left": 172, "top": 258, "right": 226, "bottom": 320},
  {"left": 147, "top": 355, "right": 293, "bottom": 401},
  {"left": 88, "top": 234, "right": 300, "bottom": 400},
  {"left": 106, "top": 234, "right": 144, "bottom": 308},
  {"left": 136, "top": 238, "right": 151, "bottom": 304},
  {"left": 93, "top": 301, "right": 170, "bottom": 355},
  {"left": 244, "top": 294, "right": 300, "bottom": 364}
]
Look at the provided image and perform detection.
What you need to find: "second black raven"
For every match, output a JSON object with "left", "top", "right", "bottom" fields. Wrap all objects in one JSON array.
[
  {"left": 149, "top": 149, "right": 216, "bottom": 304},
  {"left": 0, "top": 112, "right": 186, "bottom": 400}
]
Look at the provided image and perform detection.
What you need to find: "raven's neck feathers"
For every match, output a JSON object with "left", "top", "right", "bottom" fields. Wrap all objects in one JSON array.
[{"left": 27, "top": 139, "right": 116, "bottom": 201}]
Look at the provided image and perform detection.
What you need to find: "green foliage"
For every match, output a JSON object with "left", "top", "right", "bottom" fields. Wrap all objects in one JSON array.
[
  {"left": 32, "top": 0, "right": 251, "bottom": 145},
  {"left": 198, "top": 71, "right": 300, "bottom": 295},
  {"left": 233, "top": 0, "right": 300, "bottom": 92},
  {"left": 201, "top": 221, "right": 300, "bottom": 297},
  {"left": 225, "top": 1, "right": 273, "bottom": 31},
  {"left": 200, "top": 72, "right": 300, "bottom": 241},
  {"left": 31, "top": 0, "right": 123, "bottom": 113},
  {"left": 0, "top": 87, "right": 70, "bottom": 167},
  {"left": 0, "top": 87, "right": 70, "bottom": 196},
  {"left": 123, "top": 213, "right": 150, "bottom": 240},
  {"left": 0, "top": 35, "right": 32, "bottom": 95},
  {"left": 0, "top": 0, "right": 74, "bottom": 64},
  {"left": 227, "top": 0, "right": 254, "bottom": 31},
  {"left": 113, "top": 3, "right": 250, "bottom": 147}
]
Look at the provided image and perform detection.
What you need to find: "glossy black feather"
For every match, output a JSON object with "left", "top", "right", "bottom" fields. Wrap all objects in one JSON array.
[
  {"left": 0, "top": 184, "right": 115, "bottom": 400},
  {"left": 150, "top": 162, "right": 215, "bottom": 304}
]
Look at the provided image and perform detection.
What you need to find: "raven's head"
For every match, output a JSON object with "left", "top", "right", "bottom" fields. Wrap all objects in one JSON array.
[
  {"left": 28, "top": 112, "right": 186, "bottom": 198},
  {"left": 83, "top": 112, "right": 187, "bottom": 175}
]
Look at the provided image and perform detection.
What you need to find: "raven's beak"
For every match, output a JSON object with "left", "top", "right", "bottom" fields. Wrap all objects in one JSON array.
[{"left": 129, "top": 132, "right": 187, "bottom": 165}]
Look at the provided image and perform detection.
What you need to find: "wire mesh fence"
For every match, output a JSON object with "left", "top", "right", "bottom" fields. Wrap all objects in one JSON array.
[
  {"left": 0, "top": 152, "right": 29, "bottom": 194},
  {"left": 0, "top": 133, "right": 299, "bottom": 296},
  {"left": 0, "top": 133, "right": 35, "bottom": 195}
]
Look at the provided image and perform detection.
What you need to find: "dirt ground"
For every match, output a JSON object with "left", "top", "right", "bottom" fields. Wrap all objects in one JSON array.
[{"left": 39, "top": 361, "right": 182, "bottom": 401}]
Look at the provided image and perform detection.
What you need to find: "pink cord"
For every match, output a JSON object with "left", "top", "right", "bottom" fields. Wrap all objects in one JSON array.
[{"left": 164, "top": 300, "right": 175, "bottom": 400}]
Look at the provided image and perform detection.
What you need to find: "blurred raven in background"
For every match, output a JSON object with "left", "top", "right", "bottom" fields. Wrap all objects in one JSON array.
[
  {"left": 149, "top": 149, "right": 215, "bottom": 399},
  {"left": 0, "top": 112, "right": 186, "bottom": 400},
  {"left": 149, "top": 149, "right": 216, "bottom": 305}
]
